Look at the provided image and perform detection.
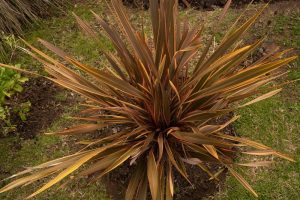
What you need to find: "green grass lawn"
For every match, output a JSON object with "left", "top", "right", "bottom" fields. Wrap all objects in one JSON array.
[
  {"left": 0, "top": 1, "right": 112, "bottom": 199},
  {"left": 0, "top": 1, "right": 299, "bottom": 200},
  {"left": 214, "top": 8, "right": 300, "bottom": 200}
]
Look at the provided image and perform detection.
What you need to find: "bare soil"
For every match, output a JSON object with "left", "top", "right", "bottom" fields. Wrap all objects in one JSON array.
[
  {"left": 123, "top": 0, "right": 291, "bottom": 10},
  {"left": 103, "top": 162, "right": 229, "bottom": 200},
  {"left": 5, "top": 77, "right": 74, "bottom": 139},
  {"left": 102, "top": 113, "right": 236, "bottom": 200}
]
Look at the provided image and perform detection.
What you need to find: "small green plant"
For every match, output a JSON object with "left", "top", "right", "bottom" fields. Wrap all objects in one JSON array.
[
  {"left": 0, "top": 33, "right": 17, "bottom": 63},
  {"left": 2, "top": 34, "right": 18, "bottom": 62},
  {"left": 0, "top": 66, "right": 28, "bottom": 102},
  {"left": 0, "top": 106, "right": 16, "bottom": 135},
  {"left": 0, "top": 0, "right": 297, "bottom": 199},
  {"left": 0, "top": 65, "right": 28, "bottom": 135},
  {"left": 13, "top": 101, "right": 31, "bottom": 122},
  {"left": 0, "top": 34, "right": 29, "bottom": 134}
]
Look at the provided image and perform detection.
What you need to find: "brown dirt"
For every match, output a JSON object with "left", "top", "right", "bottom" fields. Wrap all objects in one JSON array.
[
  {"left": 103, "top": 162, "right": 227, "bottom": 200},
  {"left": 174, "top": 114, "right": 236, "bottom": 200},
  {"left": 123, "top": 0, "right": 291, "bottom": 10},
  {"left": 4, "top": 77, "right": 75, "bottom": 139},
  {"left": 174, "top": 165, "right": 227, "bottom": 200},
  {"left": 102, "top": 113, "right": 236, "bottom": 200}
]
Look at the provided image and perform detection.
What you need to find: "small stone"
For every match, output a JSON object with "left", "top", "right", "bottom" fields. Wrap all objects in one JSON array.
[
  {"left": 258, "top": 48, "right": 264, "bottom": 54},
  {"left": 112, "top": 127, "right": 118, "bottom": 133}
]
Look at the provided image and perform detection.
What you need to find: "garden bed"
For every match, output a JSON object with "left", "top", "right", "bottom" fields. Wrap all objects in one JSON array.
[
  {"left": 123, "top": 0, "right": 290, "bottom": 9},
  {"left": 1, "top": 77, "right": 75, "bottom": 139},
  {"left": 102, "top": 113, "right": 236, "bottom": 200}
]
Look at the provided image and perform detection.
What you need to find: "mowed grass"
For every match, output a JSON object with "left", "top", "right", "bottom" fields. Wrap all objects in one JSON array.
[
  {"left": 0, "top": 97, "right": 111, "bottom": 200},
  {"left": 16, "top": 1, "right": 114, "bottom": 71},
  {"left": 0, "top": 1, "right": 299, "bottom": 200},
  {"left": 213, "top": 8, "right": 300, "bottom": 200},
  {"left": 0, "top": 135, "right": 109, "bottom": 200},
  {"left": 0, "top": 1, "right": 112, "bottom": 199}
]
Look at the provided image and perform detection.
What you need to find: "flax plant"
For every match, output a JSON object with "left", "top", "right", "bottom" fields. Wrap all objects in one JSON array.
[{"left": 0, "top": 0, "right": 297, "bottom": 199}]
